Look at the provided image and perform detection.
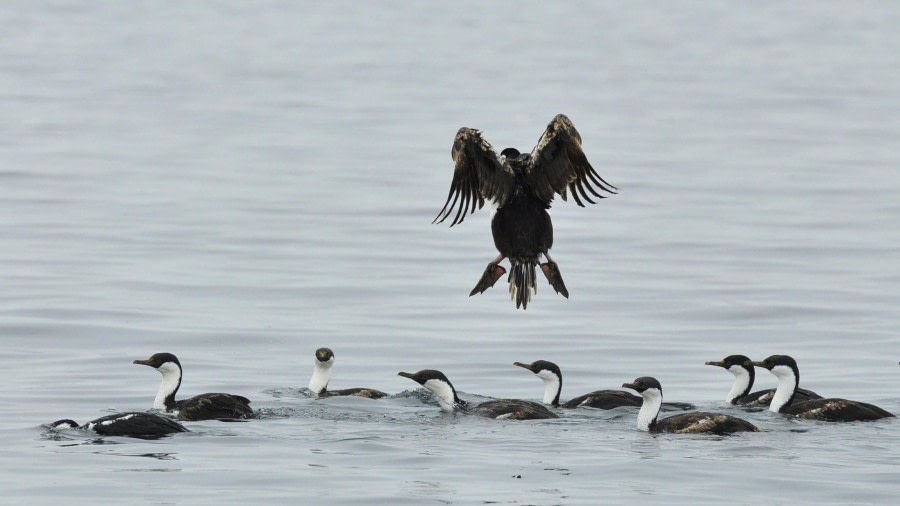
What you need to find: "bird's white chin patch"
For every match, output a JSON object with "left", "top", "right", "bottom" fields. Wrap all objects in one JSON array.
[{"left": 771, "top": 365, "right": 793, "bottom": 379}]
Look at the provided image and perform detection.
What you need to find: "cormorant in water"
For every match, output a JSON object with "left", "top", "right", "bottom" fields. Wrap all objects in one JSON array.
[
  {"left": 753, "top": 355, "right": 894, "bottom": 422},
  {"left": 134, "top": 352, "right": 253, "bottom": 421},
  {"left": 309, "top": 347, "right": 388, "bottom": 399},
  {"left": 398, "top": 369, "right": 557, "bottom": 420},
  {"left": 622, "top": 377, "right": 760, "bottom": 435},
  {"left": 433, "top": 114, "right": 617, "bottom": 309},
  {"left": 705, "top": 354, "right": 822, "bottom": 406},
  {"left": 49, "top": 412, "right": 187, "bottom": 439},
  {"left": 513, "top": 360, "right": 693, "bottom": 410}
]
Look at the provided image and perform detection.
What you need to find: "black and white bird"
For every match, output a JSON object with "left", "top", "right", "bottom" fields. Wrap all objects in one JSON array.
[
  {"left": 398, "top": 369, "right": 558, "bottom": 420},
  {"left": 753, "top": 355, "right": 894, "bottom": 422},
  {"left": 622, "top": 377, "right": 760, "bottom": 435},
  {"left": 513, "top": 360, "right": 693, "bottom": 410},
  {"left": 308, "top": 347, "right": 388, "bottom": 399},
  {"left": 49, "top": 412, "right": 187, "bottom": 438},
  {"left": 705, "top": 354, "right": 822, "bottom": 406},
  {"left": 433, "top": 114, "right": 617, "bottom": 309},
  {"left": 133, "top": 352, "right": 253, "bottom": 421}
]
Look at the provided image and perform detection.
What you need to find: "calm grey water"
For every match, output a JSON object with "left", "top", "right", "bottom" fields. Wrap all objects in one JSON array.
[{"left": 2, "top": 1, "right": 899, "bottom": 504}]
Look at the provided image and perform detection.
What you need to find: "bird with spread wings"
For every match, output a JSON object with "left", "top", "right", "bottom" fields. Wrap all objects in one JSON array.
[{"left": 434, "top": 114, "right": 616, "bottom": 309}]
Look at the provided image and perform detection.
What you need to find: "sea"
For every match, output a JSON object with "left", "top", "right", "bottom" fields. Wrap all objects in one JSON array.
[{"left": 1, "top": 1, "right": 899, "bottom": 504}]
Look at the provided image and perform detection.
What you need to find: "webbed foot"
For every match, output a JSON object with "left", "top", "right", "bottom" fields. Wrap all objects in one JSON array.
[
  {"left": 540, "top": 261, "right": 569, "bottom": 298},
  {"left": 470, "top": 263, "right": 507, "bottom": 296}
]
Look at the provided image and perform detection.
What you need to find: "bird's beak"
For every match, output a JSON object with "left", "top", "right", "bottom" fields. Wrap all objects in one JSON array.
[
  {"left": 398, "top": 372, "right": 416, "bottom": 380},
  {"left": 622, "top": 382, "right": 637, "bottom": 390},
  {"left": 705, "top": 360, "right": 725, "bottom": 367},
  {"left": 512, "top": 361, "right": 532, "bottom": 371},
  {"left": 133, "top": 359, "right": 151, "bottom": 366}
]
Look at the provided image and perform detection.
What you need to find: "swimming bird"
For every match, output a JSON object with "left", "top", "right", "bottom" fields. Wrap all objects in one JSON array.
[
  {"left": 308, "top": 347, "right": 388, "bottom": 399},
  {"left": 398, "top": 369, "right": 557, "bottom": 420},
  {"left": 753, "top": 355, "right": 894, "bottom": 422},
  {"left": 513, "top": 360, "right": 694, "bottom": 410},
  {"left": 133, "top": 352, "right": 253, "bottom": 421},
  {"left": 50, "top": 412, "right": 187, "bottom": 438},
  {"left": 622, "top": 377, "right": 760, "bottom": 435},
  {"left": 705, "top": 354, "right": 822, "bottom": 406},
  {"left": 433, "top": 114, "right": 617, "bottom": 309}
]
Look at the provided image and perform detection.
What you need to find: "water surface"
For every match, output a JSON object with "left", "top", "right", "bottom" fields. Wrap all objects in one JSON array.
[{"left": 2, "top": 1, "right": 899, "bottom": 504}]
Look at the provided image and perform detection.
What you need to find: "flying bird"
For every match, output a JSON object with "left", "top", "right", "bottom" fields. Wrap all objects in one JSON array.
[{"left": 433, "top": 114, "right": 616, "bottom": 309}]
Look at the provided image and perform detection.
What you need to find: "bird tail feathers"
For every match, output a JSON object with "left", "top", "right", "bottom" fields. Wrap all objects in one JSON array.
[{"left": 509, "top": 258, "right": 538, "bottom": 310}]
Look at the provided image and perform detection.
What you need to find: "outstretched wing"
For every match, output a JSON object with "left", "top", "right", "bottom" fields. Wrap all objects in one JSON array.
[
  {"left": 433, "top": 127, "right": 517, "bottom": 227},
  {"left": 526, "top": 114, "right": 617, "bottom": 206}
]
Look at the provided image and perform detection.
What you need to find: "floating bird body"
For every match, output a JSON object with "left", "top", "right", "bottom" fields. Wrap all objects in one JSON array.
[
  {"left": 134, "top": 352, "right": 253, "bottom": 421},
  {"left": 753, "top": 355, "right": 894, "bottom": 422},
  {"left": 622, "top": 377, "right": 760, "bottom": 435},
  {"left": 50, "top": 412, "right": 187, "bottom": 438},
  {"left": 705, "top": 354, "right": 822, "bottom": 406},
  {"left": 398, "top": 369, "right": 557, "bottom": 420},
  {"left": 308, "top": 347, "right": 388, "bottom": 399},
  {"left": 514, "top": 360, "right": 693, "bottom": 411},
  {"left": 434, "top": 114, "right": 616, "bottom": 308}
]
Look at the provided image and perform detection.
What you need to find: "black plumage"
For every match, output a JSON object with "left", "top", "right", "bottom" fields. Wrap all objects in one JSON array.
[
  {"left": 650, "top": 412, "right": 760, "bottom": 435},
  {"left": 174, "top": 392, "right": 253, "bottom": 421},
  {"left": 434, "top": 114, "right": 616, "bottom": 309},
  {"left": 50, "top": 412, "right": 187, "bottom": 439}
]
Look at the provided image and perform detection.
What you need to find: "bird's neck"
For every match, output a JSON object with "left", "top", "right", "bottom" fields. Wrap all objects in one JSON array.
[
  {"left": 726, "top": 366, "right": 753, "bottom": 403},
  {"left": 637, "top": 389, "right": 662, "bottom": 431},
  {"left": 154, "top": 363, "right": 182, "bottom": 410},
  {"left": 424, "top": 379, "right": 460, "bottom": 412},
  {"left": 309, "top": 361, "right": 332, "bottom": 396},
  {"left": 769, "top": 367, "right": 798, "bottom": 413},
  {"left": 536, "top": 370, "right": 562, "bottom": 407}
]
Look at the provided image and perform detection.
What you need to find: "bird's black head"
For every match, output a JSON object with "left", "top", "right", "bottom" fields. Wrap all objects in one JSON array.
[
  {"left": 622, "top": 376, "right": 662, "bottom": 394},
  {"left": 513, "top": 360, "right": 561, "bottom": 378},
  {"left": 398, "top": 369, "right": 450, "bottom": 386},
  {"left": 705, "top": 355, "right": 753, "bottom": 370},
  {"left": 752, "top": 355, "right": 797, "bottom": 371},
  {"left": 133, "top": 352, "right": 181, "bottom": 369},
  {"left": 500, "top": 147, "right": 521, "bottom": 159},
  {"left": 315, "top": 348, "right": 335, "bottom": 363},
  {"left": 49, "top": 419, "right": 79, "bottom": 430}
]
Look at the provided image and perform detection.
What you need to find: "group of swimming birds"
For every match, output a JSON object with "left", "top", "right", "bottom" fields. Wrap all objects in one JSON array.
[
  {"left": 49, "top": 349, "right": 894, "bottom": 438},
  {"left": 48, "top": 116, "right": 895, "bottom": 437}
]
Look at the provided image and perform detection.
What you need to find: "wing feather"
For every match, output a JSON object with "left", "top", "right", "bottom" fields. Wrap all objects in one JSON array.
[
  {"left": 433, "top": 127, "right": 516, "bottom": 226},
  {"left": 526, "top": 114, "right": 617, "bottom": 206}
]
